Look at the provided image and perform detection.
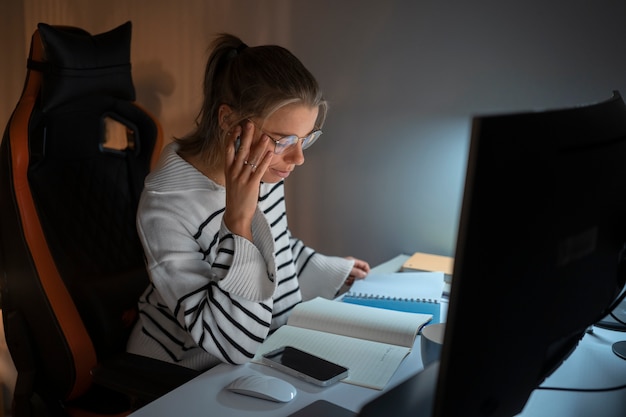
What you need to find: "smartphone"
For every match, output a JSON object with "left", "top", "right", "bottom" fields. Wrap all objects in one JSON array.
[{"left": 261, "top": 346, "right": 349, "bottom": 386}]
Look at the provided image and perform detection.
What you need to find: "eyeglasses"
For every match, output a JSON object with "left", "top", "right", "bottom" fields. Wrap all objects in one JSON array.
[{"left": 247, "top": 119, "right": 322, "bottom": 155}]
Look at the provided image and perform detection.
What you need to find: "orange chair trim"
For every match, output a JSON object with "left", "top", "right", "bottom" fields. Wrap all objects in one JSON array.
[{"left": 9, "top": 30, "right": 98, "bottom": 401}]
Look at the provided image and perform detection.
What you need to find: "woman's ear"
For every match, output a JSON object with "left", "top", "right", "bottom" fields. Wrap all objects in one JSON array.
[{"left": 218, "top": 104, "right": 235, "bottom": 132}]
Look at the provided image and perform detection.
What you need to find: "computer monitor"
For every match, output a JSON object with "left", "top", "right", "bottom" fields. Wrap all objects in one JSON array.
[{"left": 360, "top": 91, "right": 626, "bottom": 417}]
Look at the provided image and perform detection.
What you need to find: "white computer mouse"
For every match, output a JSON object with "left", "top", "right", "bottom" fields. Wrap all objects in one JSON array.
[{"left": 226, "top": 374, "right": 297, "bottom": 402}]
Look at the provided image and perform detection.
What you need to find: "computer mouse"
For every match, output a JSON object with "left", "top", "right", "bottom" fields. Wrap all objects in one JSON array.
[{"left": 226, "top": 374, "right": 297, "bottom": 402}]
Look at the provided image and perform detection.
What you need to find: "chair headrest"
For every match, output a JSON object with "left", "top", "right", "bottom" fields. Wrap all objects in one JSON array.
[{"left": 37, "top": 21, "right": 135, "bottom": 112}]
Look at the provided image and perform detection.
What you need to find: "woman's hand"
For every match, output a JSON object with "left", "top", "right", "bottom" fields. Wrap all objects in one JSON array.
[
  {"left": 223, "top": 120, "right": 273, "bottom": 240},
  {"left": 344, "top": 257, "right": 370, "bottom": 286}
]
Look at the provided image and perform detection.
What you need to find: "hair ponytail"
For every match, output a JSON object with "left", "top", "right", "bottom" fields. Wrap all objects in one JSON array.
[{"left": 176, "top": 33, "right": 327, "bottom": 168}]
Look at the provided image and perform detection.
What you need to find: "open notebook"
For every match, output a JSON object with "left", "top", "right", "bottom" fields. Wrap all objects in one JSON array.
[{"left": 253, "top": 297, "right": 431, "bottom": 390}]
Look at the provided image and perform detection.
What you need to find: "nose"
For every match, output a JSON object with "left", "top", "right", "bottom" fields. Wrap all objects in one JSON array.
[{"left": 283, "top": 143, "right": 305, "bottom": 166}]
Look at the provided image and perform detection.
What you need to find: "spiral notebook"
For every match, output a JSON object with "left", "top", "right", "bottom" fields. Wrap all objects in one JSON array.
[{"left": 342, "top": 272, "right": 445, "bottom": 323}]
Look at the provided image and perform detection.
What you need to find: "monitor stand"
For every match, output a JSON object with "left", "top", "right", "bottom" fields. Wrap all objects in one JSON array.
[
  {"left": 595, "top": 297, "right": 626, "bottom": 360},
  {"left": 613, "top": 341, "right": 626, "bottom": 360}
]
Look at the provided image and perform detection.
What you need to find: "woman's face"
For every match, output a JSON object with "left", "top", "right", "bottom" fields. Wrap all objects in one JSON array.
[{"left": 252, "top": 103, "right": 319, "bottom": 184}]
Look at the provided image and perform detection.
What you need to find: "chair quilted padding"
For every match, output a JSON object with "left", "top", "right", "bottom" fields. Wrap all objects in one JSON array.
[{"left": 38, "top": 21, "right": 135, "bottom": 112}]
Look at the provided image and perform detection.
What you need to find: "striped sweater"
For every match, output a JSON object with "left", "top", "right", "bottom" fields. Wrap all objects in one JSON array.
[{"left": 127, "top": 142, "right": 353, "bottom": 370}]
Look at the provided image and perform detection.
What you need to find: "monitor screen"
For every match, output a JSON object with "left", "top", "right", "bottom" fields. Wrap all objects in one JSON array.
[{"left": 359, "top": 91, "right": 626, "bottom": 417}]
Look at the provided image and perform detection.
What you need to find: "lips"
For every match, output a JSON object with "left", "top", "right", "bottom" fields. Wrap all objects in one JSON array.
[{"left": 272, "top": 168, "right": 292, "bottom": 179}]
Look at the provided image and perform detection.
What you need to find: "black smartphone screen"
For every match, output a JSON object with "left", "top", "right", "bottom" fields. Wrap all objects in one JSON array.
[{"left": 263, "top": 346, "right": 348, "bottom": 383}]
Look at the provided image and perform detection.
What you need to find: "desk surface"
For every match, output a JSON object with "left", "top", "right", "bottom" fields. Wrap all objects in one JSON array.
[
  {"left": 520, "top": 326, "right": 626, "bottom": 417},
  {"left": 129, "top": 336, "right": 423, "bottom": 417},
  {"left": 129, "top": 256, "right": 626, "bottom": 417},
  {"left": 130, "top": 328, "right": 626, "bottom": 417}
]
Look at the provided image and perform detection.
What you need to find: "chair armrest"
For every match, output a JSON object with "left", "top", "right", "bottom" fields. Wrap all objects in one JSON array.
[{"left": 91, "top": 352, "right": 201, "bottom": 407}]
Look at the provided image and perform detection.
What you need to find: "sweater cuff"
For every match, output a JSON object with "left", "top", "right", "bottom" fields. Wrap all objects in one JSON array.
[
  {"left": 218, "top": 208, "right": 277, "bottom": 301},
  {"left": 300, "top": 255, "right": 355, "bottom": 300}
]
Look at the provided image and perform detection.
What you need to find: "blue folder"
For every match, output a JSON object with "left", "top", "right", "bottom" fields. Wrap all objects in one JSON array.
[{"left": 342, "top": 294, "right": 441, "bottom": 324}]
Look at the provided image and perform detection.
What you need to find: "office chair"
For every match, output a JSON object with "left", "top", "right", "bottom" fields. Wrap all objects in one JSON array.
[{"left": 0, "top": 22, "right": 199, "bottom": 417}]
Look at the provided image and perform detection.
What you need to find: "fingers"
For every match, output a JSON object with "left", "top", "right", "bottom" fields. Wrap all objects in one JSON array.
[
  {"left": 344, "top": 257, "right": 370, "bottom": 286},
  {"left": 351, "top": 266, "right": 368, "bottom": 279},
  {"left": 346, "top": 257, "right": 371, "bottom": 275},
  {"left": 244, "top": 149, "right": 273, "bottom": 177},
  {"left": 227, "top": 120, "right": 273, "bottom": 175},
  {"left": 355, "top": 259, "right": 371, "bottom": 275},
  {"left": 225, "top": 124, "right": 242, "bottom": 166},
  {"left": 234, "top": 121, "right": 253, "bottom": 160}
]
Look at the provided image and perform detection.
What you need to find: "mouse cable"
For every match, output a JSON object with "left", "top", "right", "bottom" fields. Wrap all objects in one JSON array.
[
  {"left": 537, "top": 382, "right": 626, "bottom": 393},
  {"left": 610, "top": 311, "right": 626, "bottom": 327}
]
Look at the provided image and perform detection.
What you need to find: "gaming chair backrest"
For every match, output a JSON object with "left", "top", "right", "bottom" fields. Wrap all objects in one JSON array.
[{"left": 0, "top": 21, "right": 161, "bottom": 403}]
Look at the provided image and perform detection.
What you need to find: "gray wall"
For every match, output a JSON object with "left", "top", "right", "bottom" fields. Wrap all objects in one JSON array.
[
  {"left": 283, "top": 0, "right": 626, "bottom": 265},
  {"left": 2, "top": 0, "right": 626, "bottom": 268}
]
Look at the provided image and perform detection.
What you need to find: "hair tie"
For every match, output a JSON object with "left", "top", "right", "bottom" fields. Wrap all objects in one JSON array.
[{"left": 227, "top": 42, "right": 248, "bottom": 60}]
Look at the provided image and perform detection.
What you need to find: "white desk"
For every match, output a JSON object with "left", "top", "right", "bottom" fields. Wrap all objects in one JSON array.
[
  {"left": 129, "top": 340, "right": 422, "bottom": 417},
  {"left": 129, "top": 256, "right": 626, "bottom": 417},
  {"left": 519, "top": 326, "right": 626, "bottom": 417}
]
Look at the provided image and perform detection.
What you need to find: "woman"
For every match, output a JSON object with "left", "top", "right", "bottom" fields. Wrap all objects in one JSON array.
[{"left": 127, "top": 33, "right": 370, "bottom": 371}]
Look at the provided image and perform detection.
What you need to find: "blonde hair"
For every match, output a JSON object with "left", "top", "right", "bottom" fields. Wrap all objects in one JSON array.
[{"left": 176, "top": 34, "right": 327, "bottom": 168}]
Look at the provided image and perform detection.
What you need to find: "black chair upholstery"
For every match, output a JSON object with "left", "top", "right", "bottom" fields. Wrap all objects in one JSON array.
[{"left": 0, "top": 22, "right": 199, "bottom": 417}]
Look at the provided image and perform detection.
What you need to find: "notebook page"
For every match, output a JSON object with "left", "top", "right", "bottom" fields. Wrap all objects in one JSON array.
[
  {"left": 287, "top": 297, "right": 430, "bottom": 348},
  {"left": 253, "top": 325, "right": 411, "bottom": 390}
]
